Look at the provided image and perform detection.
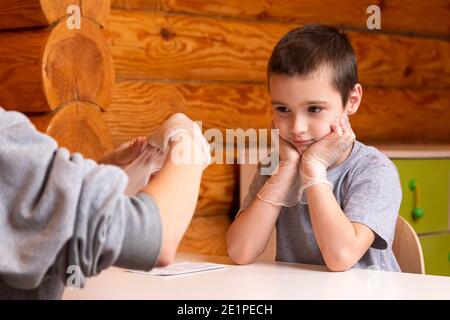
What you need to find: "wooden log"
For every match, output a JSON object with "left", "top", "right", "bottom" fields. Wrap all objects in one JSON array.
[
  {"left": 111, "top": 0, "right": 450, "bottom": 37},
  {"left": 0, "top": 16, "right": 114, "bottom": 112},
  {"left": 108, "top": 10, "right": 450, "bottom": 88},
  {"left": 104, "top": 81, "right": 450, "bottom": 145},
  {"left": 28, "top": 101, "right": 113, "bottom": 161},
  {"left": 178, "top": 214, "right": 230, "bottom": 256},
  {"left": 0, "top": 0, "right": 111, "bottom": 30}
]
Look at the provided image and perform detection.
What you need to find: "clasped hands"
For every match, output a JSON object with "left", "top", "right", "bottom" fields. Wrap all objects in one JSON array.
[{"left": 100, "top": 113, "right": 211, "bottom": 196}]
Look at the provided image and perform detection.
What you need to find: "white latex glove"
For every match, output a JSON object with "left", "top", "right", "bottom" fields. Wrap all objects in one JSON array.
[
  {"left": 147, "top": 113, "right": 211, "bottom": 169},
  {"left": 298, "top": 113, "right": 356, "bottom": 203},
  {"left": 99, "top": 137, "right": 147, "bottom": 167},
  {"left": 147, "top": 113, "right": 197, "bottom": 151},
  {"left": 123, "top": 144, "right": 164, "bottom": 196},
  {"left": 257, "top": 133, "right": 301, "bottom": 207}
]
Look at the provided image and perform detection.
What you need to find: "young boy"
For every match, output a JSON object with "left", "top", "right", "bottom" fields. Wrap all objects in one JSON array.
[{"left": 227, "top": 24, "right": 402, "bottom": 272}]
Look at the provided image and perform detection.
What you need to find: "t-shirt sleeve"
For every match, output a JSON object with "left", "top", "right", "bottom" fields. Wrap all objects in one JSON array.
[
  {"left": 342, "top": 157, "right": 402, "bottom": 250},
  {"left": 113, "top": 193, "right": 161, "bottom": 271},
  {"left": 0, "top": 108, "right": 162, "bottom": 290},
  {"left": 236, "top": 163, "right": 270, "bottom": 218}
]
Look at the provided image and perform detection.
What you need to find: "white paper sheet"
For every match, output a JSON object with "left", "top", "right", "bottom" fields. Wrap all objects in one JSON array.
[{"left": 128, "top": 262, "right": 226, "bottom": 276}]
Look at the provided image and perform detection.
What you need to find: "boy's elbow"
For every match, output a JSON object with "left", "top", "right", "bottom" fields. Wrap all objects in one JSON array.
[
  {"left": 326, "top": 261, "right": 351, "bottom": 272},
  {"left": 323, "top": 249, "right": 354, "bottom": 272},
  {"left": 227, "top": 236, "right": 256, "bottom": 265},
  {"left": 228, "top": 249, "right": 255, "bottom": 265}
]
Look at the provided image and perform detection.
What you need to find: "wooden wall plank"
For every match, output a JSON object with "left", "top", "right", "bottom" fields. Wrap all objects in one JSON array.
[
  {"left": 104, "top": 81, "right": 450, "bottom": 145},
  {"left": 0, "top": 0, "right": 73, "bottom": 29},
  {"left": 196, "top": 164, "right": 236, "bottom": 217},
  {"left": 178, "top": 214, "right": 230, "bottom": 256},
  {"left": 0, "top": 0, "right": 111, "bottom": 29},
  {"left": 102, "top": 81, "right": 272, "bottom": 146},
  {"left": 111, "top": 1, "right": 450, "bottom": 37},
  {"left": 108, "top": 10, "right": 278, "bottom": 83},
  {"left": 353, "top": 87, "right": 450, "bottom": 144},
  {"left": 108, "top": 10, "right": 450, "bottom": 88}
]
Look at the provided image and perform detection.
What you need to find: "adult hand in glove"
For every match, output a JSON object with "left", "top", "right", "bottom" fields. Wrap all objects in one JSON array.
[
  {"left": 123, "top": 143, "right": 164, "bottom": 196},
  {"left": 98, "top": 137, "right": 165, "bottom": 196},
  {"left": 147, "top": 113, "right": 211, "bottom": 169},
  {"left": 99, "top": 136, "right": 148, "bottom": 167}
]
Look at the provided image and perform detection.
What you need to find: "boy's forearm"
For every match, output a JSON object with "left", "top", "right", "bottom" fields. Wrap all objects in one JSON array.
[
  {"left": 227, "top": 163, "right": 298, "bottom": 264},
  {"left": 305, "top": 183, "right": 362, "bottom": 271},
  {"left": 142, "top": 140, "right": 204, "bottom": 266},
  {"left": 227, "top": 198, "right": 281, "bottom": 264}
]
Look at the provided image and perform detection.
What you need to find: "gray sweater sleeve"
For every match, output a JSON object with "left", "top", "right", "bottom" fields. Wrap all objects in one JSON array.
[{"left": 0, "top": 108, "right": 162, "bottom": 291}]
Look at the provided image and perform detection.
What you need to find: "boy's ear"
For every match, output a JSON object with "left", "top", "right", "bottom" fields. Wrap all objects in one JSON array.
[{"left": 345, "top": 84, "right": 362, "bottom": 116}]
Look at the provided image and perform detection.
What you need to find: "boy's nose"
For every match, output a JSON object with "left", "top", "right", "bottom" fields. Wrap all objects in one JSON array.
[{"left": 291, "top": 116, "right": 308, "bottom": 135}]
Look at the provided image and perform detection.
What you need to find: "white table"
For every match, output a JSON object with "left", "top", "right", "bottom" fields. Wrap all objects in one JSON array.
[{"left": 63, "top": 253, "right": 450, "bottom": 300}]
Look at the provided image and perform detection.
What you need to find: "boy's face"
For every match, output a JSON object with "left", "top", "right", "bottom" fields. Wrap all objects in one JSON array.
[{"left": 269, "top": 68, "right": 348, "bottom": 154}]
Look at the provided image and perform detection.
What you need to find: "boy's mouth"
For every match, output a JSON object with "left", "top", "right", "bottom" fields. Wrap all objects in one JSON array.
[{"left": 292, "top": 139, "right": 313, "bottom": 147}]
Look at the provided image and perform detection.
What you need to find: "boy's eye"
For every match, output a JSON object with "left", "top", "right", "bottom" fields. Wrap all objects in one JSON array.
[
  {"left": 308, "top": 106, "right": 323, "bottom": 113},
  {"left": 275, "top": 106, "right": 290, "bottom": 113}
]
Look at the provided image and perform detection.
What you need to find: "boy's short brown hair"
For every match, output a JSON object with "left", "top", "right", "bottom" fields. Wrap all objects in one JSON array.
[{"left": 268, "top": 24, "right": 358, "bottom": 106}]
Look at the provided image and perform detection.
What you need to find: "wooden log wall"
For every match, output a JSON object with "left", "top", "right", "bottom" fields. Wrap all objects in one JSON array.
[
  {"left": 0, "top": 1, "right": 114, "bottom": 160},
  {"left": 107, "top": 1, "right": 450, "bottom": 256}
]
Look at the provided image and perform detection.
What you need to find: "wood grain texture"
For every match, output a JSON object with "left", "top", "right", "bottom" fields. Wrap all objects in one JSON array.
[
  {"left": 196, "top": 163, "right": 236, "bottom": 217},
  {"left": 108, "top": 10, "right": 279, "bottom": 83},
  {"left": 105, "top": 80, "right": 450, "bottom": 145},
  {"left": 42, "top": 17, "right": 115, "bottom": 111},
  {"left": 0, "top": 0, "right": 111, "bottom": 29},
  {"left": 393, "top": 216, "right": 425, "bottom": 274},
  {"left": 178, "top": 214, "right": 231, "bottom": 256},
  {"left": 108, "top": 10, "right": 450, "bottom": 88},
  {"left": 111, "top": 0, "right": 450, "bottom": 37},
  {"left": 353, "top": 87, "right": 450, "bottom": 144},
  {"left": 0, "top": 17, "right": 114, "bottom": 112},
  {"left": 28, "top": 102, "right": 113, "bottom": 161},
  {"left": 102, "top": 81, "right": 272, "bottom": 146},
  {"left": 81, "top": 0, "right": 112, "bottom": 27}
]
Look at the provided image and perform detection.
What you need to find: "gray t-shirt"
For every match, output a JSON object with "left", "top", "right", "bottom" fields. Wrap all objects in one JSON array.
[
  {"left": 0, "top": 107, "right": 162, "bottom": 299},
  {"left": 240, "top": 140, "right": 402, "bottom": 272}
]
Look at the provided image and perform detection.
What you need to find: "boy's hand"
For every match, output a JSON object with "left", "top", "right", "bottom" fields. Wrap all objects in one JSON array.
[
  {"left": 272, "top": 121, "right": 300, "bottom": 164},
  {"left": 256, "top": 124, "right": 301, "bottom": 207},
  {"left": 297, "top": 113, "right": 355, "bottom": 203},
  {"left": 301, "top": 113, "right": 355, "bottom": 176},
  {"left": 278, "top": 134, "right": 301, "bottom": 165}
]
